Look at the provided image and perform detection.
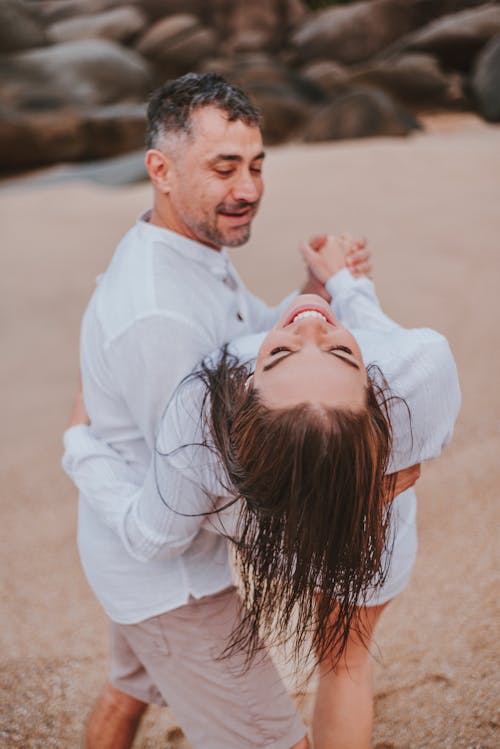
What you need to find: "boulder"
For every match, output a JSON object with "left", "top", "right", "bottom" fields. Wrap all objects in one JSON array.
[
  {"left": 291, "top": 0, "right": 420, "bottom": 66},
  {"left": 245, "top": 83, "right": 312, "bottom": 144},
  {"left": 300, "top": 61, "right": 351, "bottom": 97},
  {"left": 471, "top": 34, "right": 500, "bottom": 120},
  {"left": 37, "top": 0, "right": 126, "bottom": 24},
  {"left": 0, "top": 103, "right": 147, "bottom": 171},
  {"left": 397, "top": 3, "right": 500, "bottom": 72},
  {"left": 136, "top": 13, "right": 217, "bottom": 72},
  {"left": 302, "top": 88, "right": 420, "bottom": 142},
  {"left": 0, "top": 0, "right": 48, "bottom": 54},
  {"left": 210, "top": 0, "right": 306, "bottom": 54},
  {"left": 47, "top": 6, "right": 147, "bottom": 44},
  {"left": 1, "top": 39, "right": 153, "bottom": 111},
  {"left": 349, "top": 53, "right": 461, "bottom": 108}
]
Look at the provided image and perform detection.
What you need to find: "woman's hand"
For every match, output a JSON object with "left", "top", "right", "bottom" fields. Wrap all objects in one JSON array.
[{"left": 300, "top": 234, "right": 372, "bottom": 285}]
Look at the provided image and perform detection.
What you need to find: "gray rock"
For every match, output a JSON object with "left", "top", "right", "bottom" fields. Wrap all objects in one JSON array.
[
  {"left": 291, "top": 0, "right": 419, "bottom": 65},
  {"left": 350, "top": 54, "right": 460, "bottom": 108},
  {"left": 471, "top": 34, "right": 500, "bottom": 120},
  {"left": 136, "top": 14, "right": 217, "bottom": 71},
  {"left": 1, "top": 39, "right": 153, "bottom": 111},
  {"left": 246, "top": 83, "right": 311, "bottom": 144},
  {"left": 38, "top": 0, "right": 207, "bottom": 24},
  {"left": 0, "top": 103, "right": 147, "bottom": 171},
  {"left": 398, "top": 3, "right": 500, "bottom": 72},
  {"left": 300, "top": 61, "right": 351, "bottom": 96},
  {"left": 37, "top": 0, "right": 125, "bottom": 24},
  {"left": 47, "top": 7, "right": 147, "bottom": 44},
  {"left": 211, "top": 0, "right": 306, "bottom": 54},
  {"left": 303, "top": 88, "right": 420, "bottom": 142},
  {"left": 0, "top": 0, "right": 48, "bottom": 54}
]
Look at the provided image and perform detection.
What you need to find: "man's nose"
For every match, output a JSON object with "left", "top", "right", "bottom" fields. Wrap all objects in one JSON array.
[{"left": 232, "top": 170, "right": 261, "bottom": 203}]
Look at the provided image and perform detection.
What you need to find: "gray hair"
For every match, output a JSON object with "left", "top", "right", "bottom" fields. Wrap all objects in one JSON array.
[{"left": 146, "top": 72, "right": 262, "bottom": 149}]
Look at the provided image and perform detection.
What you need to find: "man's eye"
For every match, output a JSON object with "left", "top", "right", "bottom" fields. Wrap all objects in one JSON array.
[
  {"left": 250, "top": 167, "right": 262, "bottom": 175},
  {"left": 330, "top": 345, "right": 353, "bottom": 355},
  {"left": 216, "top": 170, "right": 233, "bottom": 177},
  {"left": 270, "top": 346, "right": 291, "bottom": 356}
]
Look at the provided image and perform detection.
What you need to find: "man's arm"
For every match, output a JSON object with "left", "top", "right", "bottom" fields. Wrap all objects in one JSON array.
[{"left": 63, "top": 376, "right": 219, "bottom": 561}]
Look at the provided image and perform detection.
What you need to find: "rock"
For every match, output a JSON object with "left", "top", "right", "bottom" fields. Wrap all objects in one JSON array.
[
  {"left": 38, "top": 0, "right": 208, "bottom": 24},
  {"left": 302, "top": 88, "right": 420, "bottom": 142},
  {"left": 1, "top": 40, "right": 153, "bottom": 111},
  {"left": 471, "top": 34, "right": 500, "bottom": 120},
  {"left": 37, "top": 0, "right": 126, "bottom": 24},
  {"left": 245, "top": 83, "right": 312, "bottom": 144},
  {"left": 398, "top": 3, "right": 500, "bottom": 72},
  {"left": 0, "top": 103, "right": 147, "bottom": 171},
  {"left": 300, "top": 61, "right": 351, "bottom": 97},
  {"left": 136, "top": 13, "right": 217, "bottom": 72},
  {"left": 291, "top": 0, "right": 420, "bottom": 66},
  {"left": 210, "top": 0, "right": 307, "bottom": 54},
  {"left": 0, "top": 0, "right": 48, "bottom": 54},
  {"left": 226, "top": 58, "right": 325, "bottom": 144},
  {"left": 47, "top": 7, "right": 147, "bottom": 44},
  {"left": 350, "top": 53, "right": 460, "bottom": 108}
]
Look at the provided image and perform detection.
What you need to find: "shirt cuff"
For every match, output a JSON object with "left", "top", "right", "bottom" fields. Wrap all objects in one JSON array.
[
  {"left": 325, "top": 268, "right": 373, "bottom": 299},
  {"left": 62, "top": 424, "right": 98, "bottom": 472}
]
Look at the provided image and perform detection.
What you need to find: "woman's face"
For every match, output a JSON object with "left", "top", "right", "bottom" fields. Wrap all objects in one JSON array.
[{"left": 253, "top": 294, "right": 368, "bottom": 410}]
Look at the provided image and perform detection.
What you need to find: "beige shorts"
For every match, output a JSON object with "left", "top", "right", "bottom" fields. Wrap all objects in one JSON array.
[{"left": 110, "top": 587, "right": 306, "bottom": 749}]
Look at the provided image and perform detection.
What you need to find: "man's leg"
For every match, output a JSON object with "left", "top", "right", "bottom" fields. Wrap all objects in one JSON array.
[
  {"left": 84, "top": 682, "right": 147, "bottom": 749},
  {"left": 312, "top": 603, "right": 388, "bottom": 749}
]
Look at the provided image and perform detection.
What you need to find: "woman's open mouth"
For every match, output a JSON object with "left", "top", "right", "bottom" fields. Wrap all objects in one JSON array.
[{"left": 285, "top": 305, "right": 335, "bottom": 327}]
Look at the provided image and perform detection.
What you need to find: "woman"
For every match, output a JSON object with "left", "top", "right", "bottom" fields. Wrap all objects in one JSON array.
[{"left": 64, "top": 236, "right": 460, "bottom": 748}]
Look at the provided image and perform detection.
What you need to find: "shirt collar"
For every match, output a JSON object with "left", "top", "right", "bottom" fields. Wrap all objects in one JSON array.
[{"left": 136, "top": 211, "right": 230, "bottom": 274}]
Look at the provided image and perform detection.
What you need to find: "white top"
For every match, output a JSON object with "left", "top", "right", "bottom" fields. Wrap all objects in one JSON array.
[
  {"left": 71, "top": 213, "right": 295, "bottom": 624},
  {"left": 64, "top": 268, "right": 461, "bottom": 623}
]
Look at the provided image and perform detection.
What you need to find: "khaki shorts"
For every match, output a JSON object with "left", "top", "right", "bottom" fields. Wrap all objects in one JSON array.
[{"left": 110, "top": 587, "right": 306, "bottom": 749}]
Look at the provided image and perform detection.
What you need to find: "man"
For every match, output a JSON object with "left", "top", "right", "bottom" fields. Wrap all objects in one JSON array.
[{"left": 65, "top": 73, "right": 343, "bottom": 749}]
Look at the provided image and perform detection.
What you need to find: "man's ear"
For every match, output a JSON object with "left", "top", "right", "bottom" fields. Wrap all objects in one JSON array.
[{"left": 145, "top": 149, "right": 173, "bottom": 194}]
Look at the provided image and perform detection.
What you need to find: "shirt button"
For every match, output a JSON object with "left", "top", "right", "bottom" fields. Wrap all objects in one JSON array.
[{"left": 237, "top": 312, "right": 244, "bottom": 321}]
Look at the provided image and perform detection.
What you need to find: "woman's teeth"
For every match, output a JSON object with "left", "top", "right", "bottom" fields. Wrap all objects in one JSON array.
[{"left": 291, "top": 310, "right": 328, "bottom": 323}]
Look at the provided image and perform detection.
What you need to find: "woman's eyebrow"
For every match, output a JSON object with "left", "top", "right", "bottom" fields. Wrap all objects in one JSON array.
[
  {"left": 262, "top": 351, "right": 296, "bottom": 372},
  {"left": 332, "top": 352, "right": 360, "bottom": 370},
  {"left": 263, "top": 350, "right": 360, "bottom": 373}
]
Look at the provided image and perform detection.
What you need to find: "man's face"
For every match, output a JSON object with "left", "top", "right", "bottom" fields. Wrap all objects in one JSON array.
[{"left": 163, "top": 106, "right": 265, "bottom": 249}]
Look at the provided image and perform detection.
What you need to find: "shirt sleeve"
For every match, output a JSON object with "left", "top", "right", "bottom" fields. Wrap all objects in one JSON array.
[
  {"left": 62, "top": 380, "right": 226, "bottom": 561},
  {"left": 106, "top": 313, "right": 214, "bottom": 449},
  {"left": 371, "top": 328, "right": 461, "bottom": 473},
  {"left": 326, "top": 269, "right": 400, "bottom": 332},
  {"left": 242, "top": 288, "right": 298, "bottom": 333}
]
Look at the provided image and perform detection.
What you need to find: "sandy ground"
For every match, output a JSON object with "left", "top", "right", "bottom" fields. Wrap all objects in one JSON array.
[{"left": 1, "top": 115, "right": 499, "bottom": 748}]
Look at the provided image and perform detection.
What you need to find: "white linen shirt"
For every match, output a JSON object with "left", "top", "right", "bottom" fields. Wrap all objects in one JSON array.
[
  {"left": 73, "top": 213, "right": 295, "bottom": 623},
  {"left": 65, "top": 269, "right": 461, "bottom": 622}
]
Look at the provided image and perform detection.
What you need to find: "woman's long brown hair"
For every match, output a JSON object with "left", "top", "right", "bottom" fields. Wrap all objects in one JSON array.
[{"left": 182, "top": 347, "right": 398, "bottom": 672}]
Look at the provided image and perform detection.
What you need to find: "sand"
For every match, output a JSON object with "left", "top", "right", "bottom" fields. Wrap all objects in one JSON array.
[{"left": 1, "top": 115, "right": 499, "bottom": 748}]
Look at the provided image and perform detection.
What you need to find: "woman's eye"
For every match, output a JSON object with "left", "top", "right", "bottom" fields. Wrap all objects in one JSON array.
[
  {"left": 270, "top": 346, "right": 291, "bottom": 356},
  {"left": 216, "top": 170, "right": 233, "bottom": 177},
  {"left": 330, "top": 345, "right": 353, "bottom": 355}
]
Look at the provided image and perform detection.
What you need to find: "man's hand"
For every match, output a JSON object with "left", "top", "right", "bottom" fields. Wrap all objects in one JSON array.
[
  {"left": 300, "top": 233, "right": 372, "bottom": 285},
  {"left": 384, "top": 464, "right": 421, "bottom": 501},
  {"left": 68, "top": 384, "right": 90, "bottom": 428}
]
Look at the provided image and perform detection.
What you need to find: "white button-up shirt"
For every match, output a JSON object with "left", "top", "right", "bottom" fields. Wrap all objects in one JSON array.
[
  {"left": 65, "top": 266, "right": 460, "bottom": 623},
  {"left": 71, "top": 213, "right": 295, "bottom": 623}
]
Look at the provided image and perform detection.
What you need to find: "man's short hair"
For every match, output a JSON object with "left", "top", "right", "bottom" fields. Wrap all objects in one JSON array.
[{"left": 146, "top": 72, "right": 262, "bottom": 149}]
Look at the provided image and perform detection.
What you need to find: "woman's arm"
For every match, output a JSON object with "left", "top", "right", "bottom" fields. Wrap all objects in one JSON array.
[{"left": 301, "top": 235, "right": 399, "bottom": 332}]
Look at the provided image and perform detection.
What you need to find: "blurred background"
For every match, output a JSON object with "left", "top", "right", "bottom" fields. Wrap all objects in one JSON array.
[
  {"left": 1, "top": 2, "right": 500, "bottom": 748},
  {"left": 1, "top": 0, "right": 500, "bottom": 177}
]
